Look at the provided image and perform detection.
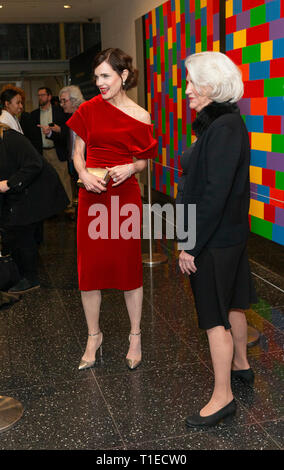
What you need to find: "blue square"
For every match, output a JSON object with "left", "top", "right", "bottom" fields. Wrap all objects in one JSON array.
[
  {"left": 233, "top": 0, "right": 242, "bottom": 15},
  {"left": 246, "top": 116, "right": 264, "bottom": 132},
  {"left": 226, "top": 33, "right": 234, "bottom": 52},
  {"left": 249, "top": 61, "right": 270, "bottom": 80},
  {"left": 273, "top": 38, "right": 284, "bottom": 59},
  {"left": 266, "top": 0, "right": 281, "bottom": 23},
  {"left": 250, "top": 150, "right": 267, "bottom": 168},
  {"left": 267, "top": 97, "right": 284, "bottom": 116},
  {"left": 272, "top": 224, "right": 284, "bottom": 245}
]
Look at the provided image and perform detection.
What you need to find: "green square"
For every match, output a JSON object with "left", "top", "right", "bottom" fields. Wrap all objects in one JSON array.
[
  {"left": 169, "top": 78, "right": 173, "bottom": 99},
  {"left": 242, "top": 44, "right": 261, "bottom": 63},
  {"left": 180, "top": 0, "right": 185, "bottom": 14},
  {"left": 157, "top": 46, "right": 161, "bottom": 74},
  {"left": 201, "top": 25, "right": 207, "bottom": 50},
  {"left": 272, "top": 134, "right": 284, "bottom": 153},
  {"left": 146, "top": 39, "right": 150, "bottom": 59},
  {"left": 164, "top": 42, "right": 169, "bottom": 72},
  {"left": 250, "top": 216, "right": 272, "bottom": 240},
  {"left": 195, "top": 0, "right": 201, "bottom": 19},
  {"left": 162, "top": 108, "right": 166, "bottom": 134},
  {"left": 250, "top": 4, "right": 266, "bottom": 27},
  {"left": 172, "top": 42, "right": 177, "bottom": 65},
  {"left": 186, "top": 123, "right": 191, "bottom": 147},
  {"left": 275, "top": 171, "right": 284, "bottom": 191},
  {"left": 159, "top": 5, "right": 164, "bottom": 36},
  {"left": 170, "top": 137, "right": 174, "bottom": 158},
  {"left": 264, "top": 77, "right": 284, "bottom": 97},
  {"left": 185, "top": 23, "right": 191, "bottom": 48}
]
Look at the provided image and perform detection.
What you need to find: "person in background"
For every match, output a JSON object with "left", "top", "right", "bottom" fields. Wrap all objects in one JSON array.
[
  {"left": 177, "top": 51, "right": 257, "bottom": 428},
  {"left": 30, "top": 87, "right": 73, "bottom": 211},
  {"left": 59, "top": 85, "right": 85, "bottom": 203},
  {"left": 0, "top": 88, "right": 24, "bottom": 134},
  {"left": 0, "top": 123, "right": 69, "bottom": 293}
]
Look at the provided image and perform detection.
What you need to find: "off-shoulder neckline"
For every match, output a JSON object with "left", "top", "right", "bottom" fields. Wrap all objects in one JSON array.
[{"left": 98, "top": 94, "right": 153, "bottom": 128}]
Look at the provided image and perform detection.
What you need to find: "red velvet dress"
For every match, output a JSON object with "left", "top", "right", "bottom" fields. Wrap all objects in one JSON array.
[{"left": 66, "top": 95, "right": 157, "bottom": 291}]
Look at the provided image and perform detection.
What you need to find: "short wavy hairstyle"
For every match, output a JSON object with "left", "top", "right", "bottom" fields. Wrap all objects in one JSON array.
[
  {"left": 59, "top": 85, "right": 85, "bottom": 110},
  {"left": 185, "top": 51, "right": 244, "bottom": 103},
  {"left": 92, "top": 48, "right": 138, "bottom": 91}
]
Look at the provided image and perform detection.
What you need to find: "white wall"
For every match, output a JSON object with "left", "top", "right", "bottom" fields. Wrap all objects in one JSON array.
[{"left": 100, "top": 0, "right": 164, "bottom": 102}]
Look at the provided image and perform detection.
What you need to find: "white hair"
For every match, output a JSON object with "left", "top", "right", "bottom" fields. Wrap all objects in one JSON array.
[
  {"left": 59, "top": 85, "right": 85, "bottom": 109},
  {"left": 185, "top": 51, "right": 244, "bottom": 103}
]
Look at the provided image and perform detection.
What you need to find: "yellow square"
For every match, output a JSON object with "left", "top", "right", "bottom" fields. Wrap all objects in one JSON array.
[
  {"left": 226, "top": 0, "right": 233, "bottom": 18},
  {"left": 234, "top": 29, "right": 246, "bottom": 49},
  {"left": 200, "top": 0, "right": 207, "bottom": 8},
  {"left": 168, "top": 27, "right": 172, "bottom": 49},
  {"left": 261, "top": 41, "right": 273, "bottom": 61},
  {"left": 147, "top": 93, "right": 152, "bottom": 114},
  {"left": 175, "top": 0, "right": 180, "bottom": 22},
  {"left": 157, "top": 74, "right": 162, "bottom": 93},
  {"left": 249, "top": 199, "right": 264, "bottom": 219},
  {"left": 177, "top": 88, "right": 182, "bottom": 119},
  {"left": 251, "top": 132, "right": 272, "bottom": 152},
  {"left": 250, "top": 166, "right": 262, "bottom": 185},
  {"left": 213, "top": 40, "right": 220, "bottom": 52},
  {"left": 162, "top": 147, "right": 167, "bottom": 166},
  {"left": 152, "top": 9, "right": 156, "bottom": 37},
  {"left": 195, "top": 42, "right": 202, "bottom": 53},
  {"left": 150, "top": 47, "right": 154, "bottom": 66}
]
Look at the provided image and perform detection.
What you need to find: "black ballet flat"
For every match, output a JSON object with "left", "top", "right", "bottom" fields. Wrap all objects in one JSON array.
[
  {"left": 231, "top": 368, "right": 255, "bottom": 387},
  {"left": 185, "top": 399, "right": 237, "bottom": 428}
]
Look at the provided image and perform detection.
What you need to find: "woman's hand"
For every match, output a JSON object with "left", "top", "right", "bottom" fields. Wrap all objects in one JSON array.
[
  {"left": 0, "top": 180, "right": 10, "bottom": 193},
  {"left": 179, "top": 250, "right": 197, "bottom": 275},
  {"left": 106, "top": 164, "right": 134, "bottom": 187},
  {"left": 79, "top": 169, "right": 107, "bottom": 193}
]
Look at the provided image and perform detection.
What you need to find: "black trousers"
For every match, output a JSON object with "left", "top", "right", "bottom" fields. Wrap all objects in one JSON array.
[{"left": 2, "top": 223, "right": 40, "bottom": 283}]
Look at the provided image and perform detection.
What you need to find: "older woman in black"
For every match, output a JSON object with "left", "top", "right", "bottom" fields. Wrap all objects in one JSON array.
[
  {"left": 177, "top": 52, "right": 257, "bottom": 427},
  {"left": 0, "top": 124, "right": 68, "bottom": 293}
]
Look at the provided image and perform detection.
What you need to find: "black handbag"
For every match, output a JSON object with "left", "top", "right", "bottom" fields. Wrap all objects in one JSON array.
[{"left": 0, "top": 254, "right": 20, "bottom": 290}]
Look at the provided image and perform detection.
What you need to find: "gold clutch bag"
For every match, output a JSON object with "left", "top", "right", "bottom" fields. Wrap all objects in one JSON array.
[{"left": 77, "top": 168, "right": 110, "bottom": 188}]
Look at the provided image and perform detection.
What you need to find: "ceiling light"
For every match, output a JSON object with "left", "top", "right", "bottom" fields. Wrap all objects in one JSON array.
[{"left": 64, "top": 4, "right": 72, "bottom": 8}]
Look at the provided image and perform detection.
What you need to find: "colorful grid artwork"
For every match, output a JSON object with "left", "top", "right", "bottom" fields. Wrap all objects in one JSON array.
[
  {"left": 144, "top": 0, "right": 220, "bottom": 198},
  {"left": 226, "top": 0, "right": 284, "bottom": 245}
]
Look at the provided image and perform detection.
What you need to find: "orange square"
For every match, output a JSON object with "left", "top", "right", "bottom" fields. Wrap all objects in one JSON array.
[
  {"left": 239, "top": 64, "right": 249, "bottom": 82},
  {"left": 250, "top": 97, "right": 267, "bottom": 115}
]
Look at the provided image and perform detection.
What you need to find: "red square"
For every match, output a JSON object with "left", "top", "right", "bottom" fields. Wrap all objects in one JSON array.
[
  {"left": 263, "top": 116, "right": 282, "bottom": 134},
  {"left": 246, "top": 23, "right": 269, "bottom": 46},
  {"left": 264, "top": 204, "right": 275, "bottom": 223},
  {"left": 243, "top": 0, "right": 265, "bottom": 11},
  {"left": 226, "top": 16, "right": 237, "bottom": 34},
  {"left": 226, "top": 48, "right": 242, "bottom": 65},
  {"left": 262, "top": 169, "right": 275, "bottom": 188},
  {"left": 270, "top": 188, "right": 284, "bottom": 209},
  {"left": 243, "top": 80, "right": 264, "bottom": 98},
  {"left": 270, "top": 58, "right": 284, "bottom": 78}
]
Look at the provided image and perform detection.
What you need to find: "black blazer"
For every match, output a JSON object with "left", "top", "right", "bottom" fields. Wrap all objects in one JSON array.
[
  {"left": 0, "top": 129, "right": 69, "bottom": 226},
  {"left": 30, "top": 105, "right": 69, "bottom": 161},
  {"left": 181, "top": 102, "right": 251, "bottom": 258}
]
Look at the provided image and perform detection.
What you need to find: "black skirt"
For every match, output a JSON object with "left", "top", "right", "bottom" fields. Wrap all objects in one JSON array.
[{"left": 189, "top": 242, "right": 257, "bottom": 330}]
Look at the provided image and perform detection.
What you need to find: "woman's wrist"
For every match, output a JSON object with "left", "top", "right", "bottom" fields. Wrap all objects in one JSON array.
[{"left": 128, "top": 163, "right": 135, "bottom": 178}]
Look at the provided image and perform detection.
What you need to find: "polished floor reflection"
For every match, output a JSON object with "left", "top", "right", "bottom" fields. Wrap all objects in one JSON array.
[{"left": 0, "top": 213, "right": 283, "bottom": 450}]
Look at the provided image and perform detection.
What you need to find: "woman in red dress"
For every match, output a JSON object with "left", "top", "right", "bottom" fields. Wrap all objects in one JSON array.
[{"left": 67, "top": 49, "right": 157, "bottom": 371}]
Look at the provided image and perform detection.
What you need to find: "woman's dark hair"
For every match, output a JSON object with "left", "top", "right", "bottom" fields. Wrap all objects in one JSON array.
[
  {"left": 0, "top": 88, "right": 19, "bottom": 115},
  {"left": 93, "top": 48, "right": 138, "bottom": 91}
]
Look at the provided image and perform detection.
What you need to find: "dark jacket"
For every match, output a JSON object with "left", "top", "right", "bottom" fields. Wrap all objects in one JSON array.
[
  {"left": 30, "top": 105, "right": 69, "bottom": 161},
  {"left": 0, "top": 129, "right": 69, "bottom": 226},
  {"left": 181, "top": 102, "right": 251, "bottom": 258}
]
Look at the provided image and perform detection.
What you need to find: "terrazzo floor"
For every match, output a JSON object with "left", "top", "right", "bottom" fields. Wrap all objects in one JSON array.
[{"left": 0, "top": 213, "right": 283, "bottom": 452}]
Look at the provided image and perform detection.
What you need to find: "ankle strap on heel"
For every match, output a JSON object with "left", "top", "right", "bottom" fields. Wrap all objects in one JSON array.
[
  {"left": 88, "top": 330, "right": 101, "bottom": 337},
  {"left": 129, "top": 331, "right": 141, "bottom": 336}
]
